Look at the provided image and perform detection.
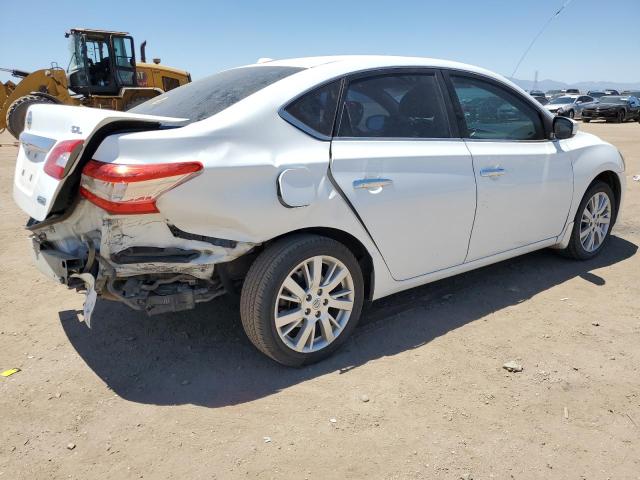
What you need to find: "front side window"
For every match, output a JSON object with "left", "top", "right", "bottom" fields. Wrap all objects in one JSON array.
[
  {"left": 283, "top": 80, "right": 341, "bottom": 137},
  {"left": 450, "top": 76, "right": 545, "bottom": 141},
  {"left": 336, "top": 73, "right": 451, "bottom": 138},
  {"left": 112, "top": 36, "right": 135, "bottom": 86},
  {"left": 131, "top": 66, "right": 304, "bottom": 123}
]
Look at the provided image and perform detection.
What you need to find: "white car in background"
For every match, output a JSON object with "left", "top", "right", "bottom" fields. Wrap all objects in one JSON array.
[
  {"left": 544, "top": 94, "right": 596, "bottom": 119},
  {"left": 13, "top": 56, "right": 625, "bottom": 366}
]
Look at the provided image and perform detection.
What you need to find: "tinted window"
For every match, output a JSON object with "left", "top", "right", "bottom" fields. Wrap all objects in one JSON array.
[
  {"left": 284, "top": 80, "right": 341, "bottom": 137},
  {"left": 162, "top": 76, "right": 180, "bottom": 92},
  {"left": 337, "top": 74, "right": 450, "bottom": 138},
  {"left": 450, "top": 76, "right": 544, "bottom": 141},
  {"left": 600, "top": 96, "right": 626, "bottom": 104},
  {"left": 131, "top": 66, "right": 303, "bottom": 123},
  {"left": 550, "top": 96, "right": 574, "bottom": 104}
]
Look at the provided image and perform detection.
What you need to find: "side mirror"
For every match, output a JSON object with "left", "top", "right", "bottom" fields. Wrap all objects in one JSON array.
[{"left": 553, "top": 116, "right": 578, "bottom": 140}]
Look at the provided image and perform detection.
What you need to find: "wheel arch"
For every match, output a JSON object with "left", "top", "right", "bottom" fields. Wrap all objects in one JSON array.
[
  {"left": 269, "top": 227, "right": 376, "bottom": 302},
  {"left": 590, "top": 170, "right": 622, "bottom": 224}
]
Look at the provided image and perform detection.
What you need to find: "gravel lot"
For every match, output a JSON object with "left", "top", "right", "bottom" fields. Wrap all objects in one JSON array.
[{"left": 1, "top": 122, "right": 639, "bottom": 479}]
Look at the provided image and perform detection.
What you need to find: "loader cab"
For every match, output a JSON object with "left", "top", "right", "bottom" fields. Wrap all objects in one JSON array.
[{"left": 66, "top": 28, "right": 137, "bottom": 95}]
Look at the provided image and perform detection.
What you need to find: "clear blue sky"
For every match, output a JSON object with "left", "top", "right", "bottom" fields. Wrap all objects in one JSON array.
[{"left": 1, "top": 0, "right": 638, "bottom": 84}]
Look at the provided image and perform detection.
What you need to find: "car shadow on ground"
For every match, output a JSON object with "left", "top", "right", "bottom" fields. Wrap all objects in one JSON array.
[{"left": 59, "top": 236, "right": 637, "bottom": 408}]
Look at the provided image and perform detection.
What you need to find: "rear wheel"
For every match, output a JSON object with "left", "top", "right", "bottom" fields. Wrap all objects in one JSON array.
[
  {"left": 568, "top": 109, "right": 575, "bottom": 119},
  {"left": 240, "top": 234, "right": 364, "bottom": 366},
  {"left": 6, "top": 95, "right": 56, "bottom": 139},
  {"left": 561, "top": 181, "right": 615, "bottom": 260}
]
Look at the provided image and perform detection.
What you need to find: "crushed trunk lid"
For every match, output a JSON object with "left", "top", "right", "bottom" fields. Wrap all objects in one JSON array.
[{"left": 13, "top": 104, "right": 186, "bottom": 221}]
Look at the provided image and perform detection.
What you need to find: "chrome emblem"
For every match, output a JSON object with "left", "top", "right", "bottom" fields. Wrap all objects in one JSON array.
[
  {"left": 26, "top": 111, "right": 32, "bottom": 130},
  {"left": 71, "top": 125, "right": 82, "bottom": 134}
]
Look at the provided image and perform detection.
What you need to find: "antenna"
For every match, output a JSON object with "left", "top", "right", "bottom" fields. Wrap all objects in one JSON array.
[{"left": 510, "top": 0, "right": 575, "bottom": 80}]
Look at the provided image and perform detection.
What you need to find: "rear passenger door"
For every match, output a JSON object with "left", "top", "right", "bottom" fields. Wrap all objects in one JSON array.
[
  {"left": 330, "top": 70, "right": 477, "bottom": 280},
  {"left": 445, "top": 72, "right": 573, "bottom": 261}
]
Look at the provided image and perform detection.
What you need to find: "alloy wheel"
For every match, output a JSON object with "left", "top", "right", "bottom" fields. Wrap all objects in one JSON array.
[
  {"left": 274, "top": 255, "right": 355, "bottom": 353},
  {"left": 579, "top": 192, "right": 611, "bottom": 252}
]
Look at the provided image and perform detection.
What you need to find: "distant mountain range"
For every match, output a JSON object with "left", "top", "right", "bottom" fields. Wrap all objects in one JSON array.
[{"left": 513, "top": 78, "right": 640, "bottom": 93}]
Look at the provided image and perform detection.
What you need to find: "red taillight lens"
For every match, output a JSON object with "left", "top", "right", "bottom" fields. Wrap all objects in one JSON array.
[
  {"left": 43, "top": 139, "right": 84, "bottom": 179},
  {"left": 80, "top": 160, "right": 203, "bottom": 215}
]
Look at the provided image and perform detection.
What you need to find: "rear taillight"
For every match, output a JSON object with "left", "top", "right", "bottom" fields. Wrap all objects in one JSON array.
[
  {"left": 79, "top": 160, "right": 203, "bottom": 214},
  {"left": 43, "top": 139, "right": 84, "bottom": 179}
]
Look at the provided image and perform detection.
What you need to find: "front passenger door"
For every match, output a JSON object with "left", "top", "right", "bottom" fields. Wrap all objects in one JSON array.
[{"left": 447, "top": 73, "right": 573, "bottom": 262}]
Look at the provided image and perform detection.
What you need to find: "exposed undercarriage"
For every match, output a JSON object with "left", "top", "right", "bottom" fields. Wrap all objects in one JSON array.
[{"left": 29, "top": 201, "right": 255, "bottom": 318}]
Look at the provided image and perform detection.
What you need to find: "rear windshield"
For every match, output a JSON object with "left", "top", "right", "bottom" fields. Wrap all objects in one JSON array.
[{"left": 130, "top": 65, "right": 304, "bottom": 123}]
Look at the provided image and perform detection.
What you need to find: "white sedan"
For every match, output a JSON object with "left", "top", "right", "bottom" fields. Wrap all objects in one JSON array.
[{"left": 13, "top": 56, "right": 625, "bottom": 366}]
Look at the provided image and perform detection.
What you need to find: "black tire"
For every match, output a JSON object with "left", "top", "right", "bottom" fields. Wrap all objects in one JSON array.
[
  {"left": 240, "top": 234, "right": 364, "bottom": 367},
  {"left": 568, "top": 109, "right": 575, "bottom": 119},
  {"left": 561, "top": 181, "right": 616, "bottom": 260},
  {"left": 582, "top": 118, "right": 591, "bottom": 123},
  {"left": 616, "top": 110, "right": 625, "bottom": 123},
  {"left": 6, "top": 95, "right": 56, "bottom": 139}
]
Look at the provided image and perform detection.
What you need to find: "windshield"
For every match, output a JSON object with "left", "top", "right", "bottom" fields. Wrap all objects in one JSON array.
[
  {"left": 599, "top": 96, "right": 626, "bottom": 104},
  {"left": 550, "top": 96, "right": 574, "bottom": 104},
  {"left": 130, "top": 65, "right": 304, "bottom": 123},
  {"left": 67, "top": 35, "right": 85, "bottom": 73}
]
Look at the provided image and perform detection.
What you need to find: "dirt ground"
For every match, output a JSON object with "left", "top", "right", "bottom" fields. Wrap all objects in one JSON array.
[{"left": 0, "top": 122, "right": 639, "bottom": 480}]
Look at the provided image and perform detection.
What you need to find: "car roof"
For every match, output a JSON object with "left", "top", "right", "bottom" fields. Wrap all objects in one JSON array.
[{"left": 254, "top": 55, "right": 503, "bottom": 79}]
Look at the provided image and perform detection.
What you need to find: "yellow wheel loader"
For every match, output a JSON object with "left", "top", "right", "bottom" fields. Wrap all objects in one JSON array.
[{"left": 0, "top": 28, "right": 191, "bottom": 139}]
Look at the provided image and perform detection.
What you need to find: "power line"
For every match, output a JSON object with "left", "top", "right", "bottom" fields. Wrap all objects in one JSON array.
[{"left": 510, "top": 0, "right": 575, "bottom": 79}]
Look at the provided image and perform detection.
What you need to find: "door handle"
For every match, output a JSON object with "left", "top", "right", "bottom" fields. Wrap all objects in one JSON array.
[
  {"left": 353, "top": 178, "right": 393, "bottom": 190},
  {"left": 479, "top": 167, "right": 506, "bottom": 177}
]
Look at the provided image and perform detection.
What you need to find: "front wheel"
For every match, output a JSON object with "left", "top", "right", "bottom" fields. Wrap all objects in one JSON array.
[
  {"left": 616, "top": 110, "right": 625, "bottom": 123},
  {"left": 240, "top": 234, "right": 364, "bottom": 366},
  {"left": 6, "top": 95, "right": 56, "bottom": 139},
  {"left": 568, "top": 109, "right": 575, "bottom": 119},
  {"left": 561, "top": 181, "right": 615, "bottom": 260}
]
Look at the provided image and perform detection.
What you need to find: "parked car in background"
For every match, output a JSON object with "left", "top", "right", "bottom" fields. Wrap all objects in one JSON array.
[
  {"left": 604, "top": 89, "right": 620, "bottom": 95},
  {"left": 11, "top": 56, "right": 626, "bottom": 365},
  {"left": 587, "top": 90, "right": 607, "bottom": 99},
  {"left": 529, "top": 90, "right": 546, "bottom": 97},
  {"left": 621, "top": 90, "right": 640, "bottom": 98},
  {"left": 546, "top": 89, "right": 563, "bottom": 99},
  {"left": 544, "top": 95, "right": 595, "bottom": 119},
  {"left": 564, "top": 88, "right": 580, "bottom": 94},
  {"left": 581, "top": 95, "right": 640, "bottom": 123},
  {"left": 532, "top": 95, "right": 549, "bottom": 105}
]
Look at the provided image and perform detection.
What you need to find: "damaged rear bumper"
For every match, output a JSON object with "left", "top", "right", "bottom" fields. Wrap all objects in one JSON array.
[{"left": 27, "top": 200, "right": 255, "bottom": 316}]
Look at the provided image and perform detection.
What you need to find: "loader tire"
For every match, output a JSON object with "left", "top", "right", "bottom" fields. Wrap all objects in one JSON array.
[{"left": 6, "top": 95, "right": 56, "bottom": 139}]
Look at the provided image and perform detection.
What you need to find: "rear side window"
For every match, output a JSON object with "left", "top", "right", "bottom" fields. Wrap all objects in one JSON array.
[
  {"left": 130, "top": 66, "right": 304, "bottom": 123},
  {"left": 450, "top": 75, "right": 545, "bottom": 141},
  {"left": 336, "top": 73, "right": 451, "bottom": 139},
  {"left": 283, "top": 80, "right": 342, "bottom": 137}
]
